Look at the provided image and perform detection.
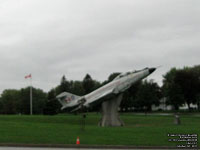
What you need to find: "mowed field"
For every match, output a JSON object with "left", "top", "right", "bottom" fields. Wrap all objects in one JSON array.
[{"left": 0, "top": 113, "right": 199, "bottom": 146}]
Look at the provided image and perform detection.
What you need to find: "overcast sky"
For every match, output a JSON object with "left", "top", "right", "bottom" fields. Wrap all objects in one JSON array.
[{"left": 0, "top": 0, "right": 199, "bottom": 94}]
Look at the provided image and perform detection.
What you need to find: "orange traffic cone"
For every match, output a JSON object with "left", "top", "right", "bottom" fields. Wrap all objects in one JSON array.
[{"left": 76, "top": 137, "right": 80, "bottom": 145}]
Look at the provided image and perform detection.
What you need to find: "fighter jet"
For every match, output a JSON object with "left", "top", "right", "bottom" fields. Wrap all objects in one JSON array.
[{"left": 56, "top": 67, "right": 156, "bottom": 112}]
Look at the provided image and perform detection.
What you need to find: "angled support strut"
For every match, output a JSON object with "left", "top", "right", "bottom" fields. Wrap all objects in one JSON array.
[{"left": 99, "top": 94, "right": 124, "bottom": 127}]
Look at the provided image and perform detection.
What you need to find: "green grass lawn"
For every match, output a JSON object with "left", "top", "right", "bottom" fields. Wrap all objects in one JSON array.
[{"left": 0, "top": 113, "right": 199, "bottom": 146}]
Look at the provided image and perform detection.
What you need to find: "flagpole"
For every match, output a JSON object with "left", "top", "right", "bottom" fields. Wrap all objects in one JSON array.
[{"left": 30, "top": 75, "right": 33, "bottom": 115}]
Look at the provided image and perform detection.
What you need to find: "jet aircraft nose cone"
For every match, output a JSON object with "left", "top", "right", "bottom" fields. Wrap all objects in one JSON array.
[{"left": 149, "top": 68, "right": 156, "bottom": 74}]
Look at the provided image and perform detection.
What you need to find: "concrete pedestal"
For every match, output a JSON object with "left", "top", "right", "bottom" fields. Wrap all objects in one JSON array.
[{"left": 99, "top": 94, "right": 124, "bottom": 127}]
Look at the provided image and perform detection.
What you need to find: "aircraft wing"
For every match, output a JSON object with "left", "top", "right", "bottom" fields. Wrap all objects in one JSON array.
[
  {"left": 71, "top": 88, "right": 115, "bottom": 112},
  {"left": 84, "top": 88, "right": 115, "bottom": 107}
]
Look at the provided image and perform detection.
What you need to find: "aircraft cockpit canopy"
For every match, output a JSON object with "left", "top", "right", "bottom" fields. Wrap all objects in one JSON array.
[
  {"left": 114, "top": 72, "right": 131, "bottom": 80},
  {"left": 114, "top": 68, "right": 148, "bottom": 80}
]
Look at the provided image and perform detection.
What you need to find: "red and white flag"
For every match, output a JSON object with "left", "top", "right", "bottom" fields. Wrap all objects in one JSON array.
[{"left": 25, "top": 74, "right": 32, "bottom": 79}]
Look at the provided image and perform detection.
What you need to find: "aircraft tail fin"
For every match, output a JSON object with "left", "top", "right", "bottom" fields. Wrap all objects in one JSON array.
[{"left": 56, "top": 92, "right": 80, "bottom": 109}]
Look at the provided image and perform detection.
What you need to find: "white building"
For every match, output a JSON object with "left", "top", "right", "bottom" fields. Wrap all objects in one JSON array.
[{"left": 152, "top": 97, "right": 198, "bottom": 111}]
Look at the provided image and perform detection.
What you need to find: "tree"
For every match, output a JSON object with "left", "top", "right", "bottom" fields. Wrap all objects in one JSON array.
[
  {"left": 31, "top": 88, "right": 47, "bottom": 114},
  {"left": 174, "top": 68, "right": 198, "bottom": 110},
  {"left": 19, "top": 87, "right": 31, "bottom": 114},
  {"left": 82, "top": 74, "right": 101, "bottom": 111},
  {"left": 43, "top": 88, "right": 59, "bottom": 115},
  {"left": 120, "top": 81, "right": 141, "bottom": 112},
  {"left": 58, "top": 75, "right": 70, "bottom": 93},
  {"left": 101, "top": 72, "right": 121, "bottom": 86},
  {"left": 0, "top": 88, "right": 47, "bottom": 114},
  {"left": 19, "top": 87, "right": 47, "bottom": 114},
  {"left": 134, "top": 80, "right": 161, "bottom": 111},
  {"left": 0, "top": 99, "right": 3, "bottom": 114},
  {"left": 162, "top": 68, "right": 185, "bottom": 110},
  {"left": 70, "top": 80, "right": 85, "bottom": 96},
  {"left": 191, "top": 65, "right": 200, "bottom": 110},
  {"left": 165, "top": 82, "right": 185, "bottom": 110},
  {"left": 0, "top": 89, "right": 20, "bottom": 114},
  {"left": 196, "top": 94, "right": 200, "bottom": 111},
  {"left": 82, "top": 74, "right": 95, "bottom": 94},
  {"left": 93, "top": 80, "right": 101, "bottom": 91},
  {"left": 163, "top": 66, "right": 200, "bottom": 110}
]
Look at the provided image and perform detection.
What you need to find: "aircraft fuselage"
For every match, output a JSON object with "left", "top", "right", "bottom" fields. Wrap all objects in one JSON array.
[{"left": 56, "top": 67, "right": 156, "bottom": 111}]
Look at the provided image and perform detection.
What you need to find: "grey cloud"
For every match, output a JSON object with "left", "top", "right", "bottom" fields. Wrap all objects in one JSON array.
[{"left": 0, "top": 0, "right": 200, "bottom": 93}]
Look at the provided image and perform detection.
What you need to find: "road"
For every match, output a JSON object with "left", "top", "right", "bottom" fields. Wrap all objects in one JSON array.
[{"left": 0, "top": 147, "right": 188, "bottom": 150}]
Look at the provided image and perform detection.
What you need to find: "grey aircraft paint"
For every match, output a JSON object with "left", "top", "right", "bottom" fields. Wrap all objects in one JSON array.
[{"left": 56, "top": 67, "right": 156, "bottom": 112}]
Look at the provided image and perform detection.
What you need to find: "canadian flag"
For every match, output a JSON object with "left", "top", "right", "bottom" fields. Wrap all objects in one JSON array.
[{"left": 25, "top": 74, "right": 32, "bottom": 79}]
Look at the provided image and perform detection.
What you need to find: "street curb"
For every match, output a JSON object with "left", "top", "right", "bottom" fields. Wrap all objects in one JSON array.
[{"left": 0, "top": 143, "right": 197, "bottom": 149}]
